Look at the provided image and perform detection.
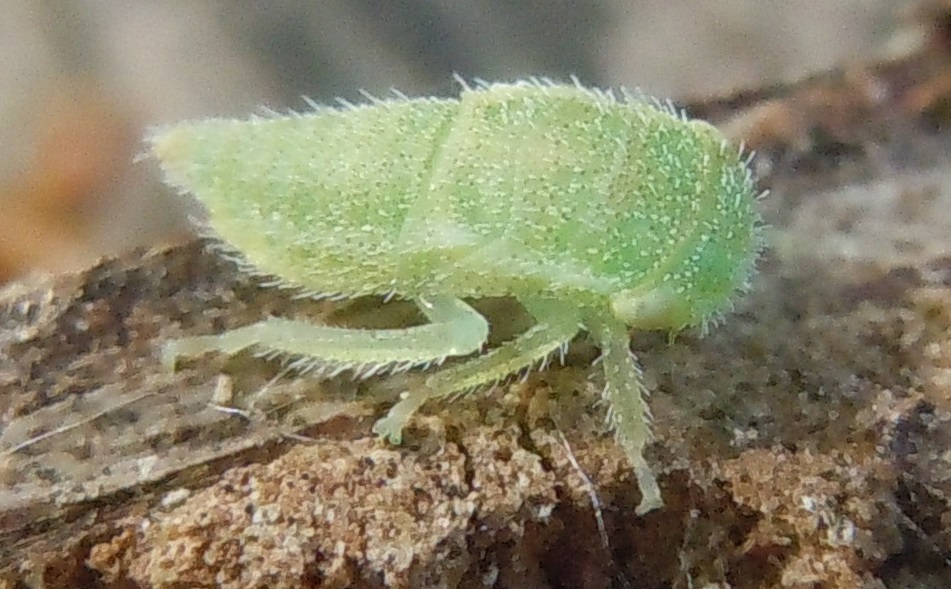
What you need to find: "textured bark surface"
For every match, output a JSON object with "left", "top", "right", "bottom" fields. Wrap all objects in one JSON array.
[{"left": 7, "top": 14, "right": 951, "bottom": 589}]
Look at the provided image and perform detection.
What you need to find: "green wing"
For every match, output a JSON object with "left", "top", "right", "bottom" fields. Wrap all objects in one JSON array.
[{"left": 151, "top": 99, "right": 457, "bottom": 296}]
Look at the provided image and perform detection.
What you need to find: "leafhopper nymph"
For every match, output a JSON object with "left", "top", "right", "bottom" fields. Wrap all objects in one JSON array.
[{"left": 151, "top": 78, "right": 762, "bottom": 514}]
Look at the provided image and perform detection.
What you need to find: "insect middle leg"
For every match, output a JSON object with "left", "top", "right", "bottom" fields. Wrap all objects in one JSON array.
[
  {"left": 163, "top": 295, "right": 490, "bottom": 372},
  {"left": 372, "top": 297, "right": 581, "bottom": 444}
]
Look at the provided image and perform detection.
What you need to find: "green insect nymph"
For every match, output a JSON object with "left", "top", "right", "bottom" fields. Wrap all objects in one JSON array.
[{"left": 151, "top": 78, "right": 762, "bottom": 514}]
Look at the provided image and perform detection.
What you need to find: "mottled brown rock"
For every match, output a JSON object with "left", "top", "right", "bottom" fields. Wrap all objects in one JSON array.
[{"left": 87, "top": 433, "right": 556, "bottom": 589}]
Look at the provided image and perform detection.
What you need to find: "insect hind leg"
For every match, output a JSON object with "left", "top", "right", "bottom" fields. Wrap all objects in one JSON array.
[
  {"left": 163, "top": 295, "right": 489, "bottom": 374},
  {"left": 372, "top": 297, "right": 581, "bottom": 444}
]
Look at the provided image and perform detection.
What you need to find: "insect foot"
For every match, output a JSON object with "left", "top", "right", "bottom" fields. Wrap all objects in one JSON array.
[{"left": 150, "top": 77, "right": 762, "bottom": 516}]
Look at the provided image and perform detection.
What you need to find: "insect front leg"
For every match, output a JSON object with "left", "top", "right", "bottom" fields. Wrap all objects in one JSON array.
[
  {"left": 163, "top": 295, "right": 489, "bottom": 374},
  {"left": 586, "top": 312, "right": 663, "bottom": 515},
  {"left": 372, "top": 297, "right": 581, "bottom": 444}
]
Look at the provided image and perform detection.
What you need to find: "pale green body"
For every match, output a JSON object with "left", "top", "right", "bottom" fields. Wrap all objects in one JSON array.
[{"left": 152, "top": 80, "right": 761, "bottom": 514}]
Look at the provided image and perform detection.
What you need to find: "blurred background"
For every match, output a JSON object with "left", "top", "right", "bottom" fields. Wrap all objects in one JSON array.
[{"left": 0, "top": 0, "right": 909, "bottom": 284}]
